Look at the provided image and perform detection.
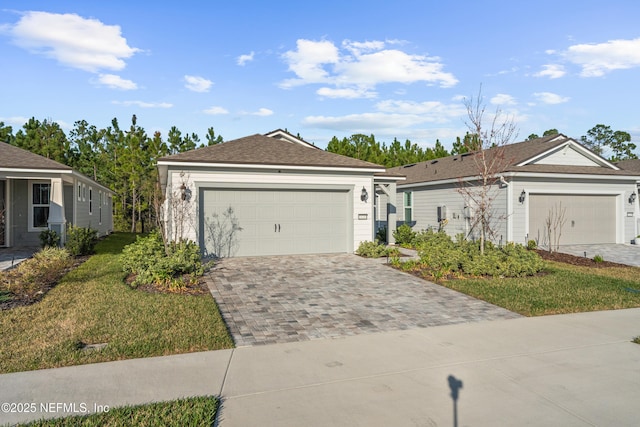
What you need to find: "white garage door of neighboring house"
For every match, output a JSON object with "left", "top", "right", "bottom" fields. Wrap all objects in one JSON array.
[
  {"left": 200, "top": 188, "right": 350, "bottom": 257},
  {"left": 529, "top": 194, "right": 617, "bottom": 246}
]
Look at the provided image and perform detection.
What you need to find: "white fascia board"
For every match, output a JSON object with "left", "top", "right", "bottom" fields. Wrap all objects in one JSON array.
[
  {"left": 504, "top": 171, "right": 639, "bottom": 181},
  {"left": 397, "top": 171, "right": 640, "bottom": 189},
  {"left": 374, "top": 176, "right": 406, "bottom": 183},
  {"left": 398, "top": 176, "right": 472, "bottom": 189},
  {"left": 0, "top": 168, "right": 72, "bottom": 175},
  {"left": 157, "top": 160, "right": 386, "bottom": 174},
  {"left": 517, "top": 139, "right": 620, "bottom": 170}
]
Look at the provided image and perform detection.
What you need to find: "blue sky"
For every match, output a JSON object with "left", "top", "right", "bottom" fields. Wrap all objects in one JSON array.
[{"left": 1, "top": 1, "right": 639, "bottom": 153}]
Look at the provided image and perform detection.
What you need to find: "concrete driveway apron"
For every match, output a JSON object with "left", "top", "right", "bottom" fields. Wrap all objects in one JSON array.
[{"left": 205, "top": 254, "right": 520, "bottom": 346}]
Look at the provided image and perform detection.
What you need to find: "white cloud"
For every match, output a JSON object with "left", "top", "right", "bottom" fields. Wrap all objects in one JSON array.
[
  {"left": 281, "top": 39, "right": 340, "bottom": 88},
  {"left": 280, "top": 38, "right": 458, "bottom": 98},
  {"left": 490, "top": 94, "right": 517, "bottom": 106},
  {"left": 563, "top": 37, "right": 640, "bottom": 77},
  {"left": 0, "top": 116, "right": 30, "bottom": 127},
  {"left": 303, "top": 98, "right": 466, "bottom": 132},
  {"left": 239, "top": 108, "right": 273, "bottom": 116},
  {"left": 184, "top": 75, "right": 213, "bottom": 92},
  {"left": 5, "top": 11, "right": 140, "bottom": 72},
  {"left": 304, "top": 112, "right": 427, "bottom": 130},
  {"left": 96, "top": 74, "right": 137, "bottom": 90},
  {"left": 317, "top": 87, "right": 376, "bottom": 99},
  {"left": 532, "top": 92, "right": 570, "bottom": 104},
  {"left": 113, "top": 100, "right": 172, "bottom": 108},
  {"left": 375, "top": 100, "right": 465, "bottom": 121},
  {"left": 203, "top": 106, "right": 229, "bottom": 115},
  {"left": 237, "top": 51, "right": 254, "bottom": 66},
  {"left": 534, "top": 64, "right": 566, "bottom": 79}
]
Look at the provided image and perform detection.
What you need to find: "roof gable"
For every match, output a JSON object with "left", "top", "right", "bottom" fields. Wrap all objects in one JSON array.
[
  {"left": 518, "top": 138, "right": 619, "bottom": 169},
  {"left": 158, "top": 133, "right": 384, "bottom": 170},
  {"left": 263, "top": 129, "right": 319, "bottom": 149}
]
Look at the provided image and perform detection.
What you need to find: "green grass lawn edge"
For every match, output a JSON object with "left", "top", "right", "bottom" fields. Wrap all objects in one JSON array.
[
  {"left": 16, "top": 396, "right": 218, "bottom": 427},
  {"left": 0, "top": 233, "right": 234, "bottom": 374},
  {"left": 434, "top": 261, "right": 640, "bottom": 316}
]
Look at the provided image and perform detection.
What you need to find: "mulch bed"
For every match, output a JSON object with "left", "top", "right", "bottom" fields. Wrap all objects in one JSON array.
[
  {"left": 533, "top": 249, "right": 630, "bottom": 268},
  {"left": 0, "top": 255, "right": 90, "bottom": 311}
]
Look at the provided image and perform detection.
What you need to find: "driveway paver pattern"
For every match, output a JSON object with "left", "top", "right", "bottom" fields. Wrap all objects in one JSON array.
[
  {"left": 205, "top": 254, "right": 521, "bottom": 346},
  {"left": 559, "top": 244, "right": 640, "bottom": 267}
]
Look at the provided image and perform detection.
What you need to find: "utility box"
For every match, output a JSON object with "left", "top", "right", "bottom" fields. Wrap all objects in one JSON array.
[
  {"left": 463, "top": 206, "right": 473, "bottom": 219},
  {"left": 437, "top": 205, "right": 448, "bottom": 222}
]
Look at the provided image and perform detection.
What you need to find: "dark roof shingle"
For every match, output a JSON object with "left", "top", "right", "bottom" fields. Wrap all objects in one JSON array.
[
  {"left": 0, "top": 142, "right": 71, "bottom": 170},
  {"left": 390, "top": 134, "right": 640, "bottom": 186},
  {"left": 158, "top": 134, "right": 384, "bottom": 169}
]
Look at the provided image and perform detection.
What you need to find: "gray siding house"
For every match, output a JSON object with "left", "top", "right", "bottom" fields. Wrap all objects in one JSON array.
[
  {"left": 383, "top": 134, "right": 640, "bottom": 248},
  {"left": 157, "top": 130, "right": 402, "bottom": 257},
  {"left": 0, "top": 142, "right": 114, "bottom": 247}
]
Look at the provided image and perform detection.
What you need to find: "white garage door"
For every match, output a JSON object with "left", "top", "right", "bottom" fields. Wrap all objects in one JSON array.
[
  {"left": 529, "top": 194, "right": 617, "bottom": 245},
  {"left": 200, "top": 188, "right": 350, "bottom": 257}
]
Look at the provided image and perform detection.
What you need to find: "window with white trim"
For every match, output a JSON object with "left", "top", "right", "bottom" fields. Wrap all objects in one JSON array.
[
  {"left": 77, "top": 182, "right": 81, "bottom": 201},
  {"left": 30, "top": 181, "right": 51, "bottom": 230},
  {"left": 89, "top": 187, "right": 93, "bottom": 215},
  {"left": 404, "top": 191, "right": 413, "bottom": 223}
]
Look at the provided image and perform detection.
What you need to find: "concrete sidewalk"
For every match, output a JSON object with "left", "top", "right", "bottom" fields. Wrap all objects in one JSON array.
[{"left": 1, "top": 308, "right": 639, "bottom": 426}]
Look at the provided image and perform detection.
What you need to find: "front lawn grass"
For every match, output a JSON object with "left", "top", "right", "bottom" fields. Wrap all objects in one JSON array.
[
  {"left": 438, "top": 261, "right": 640, "bottom": 316},
  {"left": 0, "top": 233, "right": 233, "bottom": 374},
  {"left": 19, "top": 396, "right": 217, "bottom": 426}
]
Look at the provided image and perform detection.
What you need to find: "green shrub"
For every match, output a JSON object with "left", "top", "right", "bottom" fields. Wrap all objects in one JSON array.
[
  {"left": 356, "top": 240, "right": 391, "bottom": 258},
  {"left": 65, "top": 225, "right": 98, "bottom": 256},
  {"left": 39, "top": 229, "right": 60, "bottom": 248},
  {"left": 416, "top": 230, "right": 464, "bottom": 278},
  {"left": 527, "top": 239, "right": 537, "bottom": 250},
  {"left": 393, "top": 224, "right": 416, "bottom": 246},
  {"left": 121, "top": 232, "right": 205, "bottom": 288},
  {"left": 593, "top": 254, "right": 604, "bottom": 263}
]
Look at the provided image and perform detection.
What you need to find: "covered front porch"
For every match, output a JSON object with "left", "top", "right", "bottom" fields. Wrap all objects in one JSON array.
[{"left": 0, "top": 173, "right": 72, "bottom": 248}]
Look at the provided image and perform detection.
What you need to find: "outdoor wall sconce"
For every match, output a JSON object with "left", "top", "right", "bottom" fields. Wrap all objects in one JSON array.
[
  {"left": 630, "top": 192, "right": 637, "bottom": 204},
  {"left": 519, "top": 190, "right": 526, "bottom": 203},
  {"left": 361, "top": 186, "right": 369, "bottom": 203},
  {"left": 180, "top": 183, "right": 188, "bottom": 201}
]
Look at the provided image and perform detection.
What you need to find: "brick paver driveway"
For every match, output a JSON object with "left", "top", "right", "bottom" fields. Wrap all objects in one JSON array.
[{"left": 205, "top": 254, "right": 521, "bottom": 346}]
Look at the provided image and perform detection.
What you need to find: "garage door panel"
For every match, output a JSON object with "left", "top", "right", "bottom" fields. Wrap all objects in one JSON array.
[
  {"left": 201, "top": 189, "right": 349, "bottom": 257},
  {"left": 529, "top": 194, "right": 616, "bottom": 245}
]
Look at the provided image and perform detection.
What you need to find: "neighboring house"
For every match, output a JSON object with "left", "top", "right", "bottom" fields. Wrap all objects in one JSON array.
[
  {"left": 616, "top": 158, "right": 640, "bottom": 236},
  {"left": 157, "top": 129, "right": 403, "bottom": 257},
  {"left": 383, "top": 134, "right": 640, "bottom": 247},
  {"left": 0, "top": 142, "right": 114, "bottom": 247}
]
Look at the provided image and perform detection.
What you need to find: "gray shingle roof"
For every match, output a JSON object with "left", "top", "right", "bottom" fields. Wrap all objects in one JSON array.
[
  {"left": 390, "top": 134, "right": 640, "bottom": 186},
  {"left": 0, "top": 142, "right": 71, "bottom": 170},
  {"left": 158, "top": 133, "right": 384, "bottom": 170},
  {"left": 616, "top": 159, "right": 640, "bottom": 172}
]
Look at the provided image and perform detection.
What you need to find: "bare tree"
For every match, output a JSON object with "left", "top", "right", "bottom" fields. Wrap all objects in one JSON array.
[
  {"left": 544, "top": 203, "right": 567, "bottom": 252},
  {"left": 456, "top": 86, "right": 518, "bottom": 254},
  {"left": 157, "top": 172, "right": 196, "bottom": 254}
]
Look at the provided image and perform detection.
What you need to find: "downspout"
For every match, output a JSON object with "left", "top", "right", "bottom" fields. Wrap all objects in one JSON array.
[{"left": 500, "top": 175, "right": 513, "bottom": 243}]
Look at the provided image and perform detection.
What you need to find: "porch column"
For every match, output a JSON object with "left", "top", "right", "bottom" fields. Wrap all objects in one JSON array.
[
  {"left": 376, "top": 182, "right": 397, "bottom": 245},
  {"left": 48, "top": 177, "right": 67, "bottom": 245}
]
